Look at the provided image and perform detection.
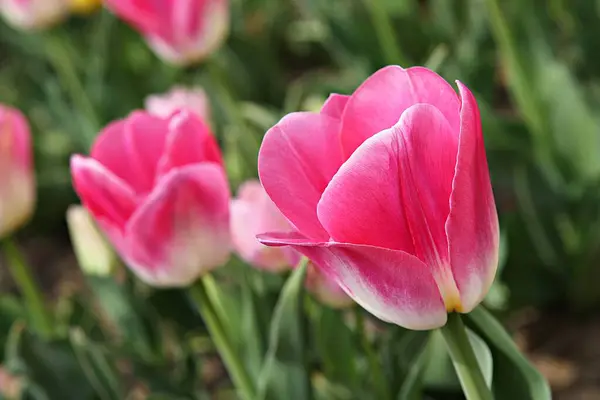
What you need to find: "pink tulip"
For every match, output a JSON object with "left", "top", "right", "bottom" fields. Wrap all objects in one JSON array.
[
  {"left": 0, "top": 0, "right": 70, "bottom": 30},
  {"left": 71, "top": 110, "right": 231, "bottom": 287},
  {"left": 230, "top": 179, "right": 299, "bottom": 272},
  {"left": 145, "top": 86, "right": 210, "bottom": 121},
  {"left": 105, "top": 0, "right": 229, "bottom": 65},
  {"left": 258, "top": 66, "right": 499, "bottom": 330},
  {"left": 0, "top": 105, "right": 35, "bottom": 238},
  {"left": 305, "top": 261, "right": 353, "bottom": 309}
]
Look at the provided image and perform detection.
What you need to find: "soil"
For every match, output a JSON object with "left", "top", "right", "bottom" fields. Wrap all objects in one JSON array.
[{"left": 512, "top": 308, "right": 600, "bottom": 400}]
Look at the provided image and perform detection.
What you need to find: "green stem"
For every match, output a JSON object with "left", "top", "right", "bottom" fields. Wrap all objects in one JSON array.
[
  {"left": 189, "top": 277, "right": 256, "bottom": 400},
  {"left": 355, "top": 308, "right": 390, "bottom": 400},
  {"left": 440, "top": 313, "right": 493, "bottom": 400},
  {"left": 2, "top": 238, "right": 53, "bottom": 338},
  {"left": 362, "top": 0, "right": 406, "bottom": 65}
]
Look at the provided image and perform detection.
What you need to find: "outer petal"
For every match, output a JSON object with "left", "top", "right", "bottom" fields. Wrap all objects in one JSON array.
[
  {"left": 70, "top": 155, "right": 138, "bottom": 231},
  {"left": 316, "top": 126, "right": 415, "bottom": 253},
  {"left": 319, "top": 105, "right": 461, "bottom": 310},
  {"left": 156, "top": 110, "right": 223, "bottom": 177},
  {"left": 305, "top": 261, "right": 354, "bottom": 309},
  {"left": 340, "top": 65, "right": 460, "bottom": 156},
  {"left": 320, "top": 94, "right": 350, "bottom": 119},
  {"left": 91, "top": 111, "right": 169, "bottom": 194},
  {"left": 259, "top": 232, "right": 446, "bottom": 330},
  {"left": 230, "top": 180, "right": 295, "bottom": 271},
  {"left": 124, "top": 163, "right": 231, "bottom": 287},
  {"left": 446, "top": 82, "right": 499, "bottom": 312},
  {"left": 258, "top": 112, "right": 344, "bottom": 240}
]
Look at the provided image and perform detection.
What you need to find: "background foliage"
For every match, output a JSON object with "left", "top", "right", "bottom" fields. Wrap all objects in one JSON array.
[{"left": 1, "top": 0, "right": 599, "bottom": 398}]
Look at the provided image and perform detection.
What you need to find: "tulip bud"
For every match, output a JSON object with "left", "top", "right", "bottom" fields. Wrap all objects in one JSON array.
[
  {"left": 71, "top": 110, "right": 230, "bottom": 287},
  {"left": 105, "top": 0, "right": 229, "bottom": 65},
  {"left": 67, "top": 205, "right": 116, "bottom": 276},
  {"left": 0, "top": 105, "right": 35, "bottom": 238},
  {"left": 257, "top": 66, "right": 499, "bottom": 330},
  {"left": 305, "top": 261, "right": 353, "bottom": 309},
  {"left": 230, "top": 180, "right": 299, "bottom": 272},
  {"left": 0, "top": 0, "right": 69, "bottom": 30},
  {"left": 145, "top": 86, "right": 210, "bottom": 121}
]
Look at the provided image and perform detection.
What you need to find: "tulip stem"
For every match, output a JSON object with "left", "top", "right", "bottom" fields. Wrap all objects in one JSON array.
[
  {"left": 189, "top": 277, "right": 256, "bottom": 400},
  {"left": 355, "top": 308, "right": 390, "bottom": 400},
  {"left": 440, "top": 313, "right": 493, "bottom": 400},
  {"left": 2, "top": 237, "right": 54, "bottom": 339}
]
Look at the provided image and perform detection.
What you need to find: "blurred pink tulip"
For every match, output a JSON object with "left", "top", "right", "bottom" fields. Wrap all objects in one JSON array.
[
  {"left": 105, "top": 0, "right": 229, "bottom": 65},
  {"left": 230, "top": 180, "right": 298, "bottom": 272},
  {"left": 0, "top": 0, "right": 69, "bottom": 30},
  {"left": 0, "top": 366, "right": 21, "bottom": 399},
  {"left": 71, "top": 110, "right": 231, "bottom": 287},
  {"left": 145, "top": 86, "right": 210, "bottom": 121},
  {"left": 0, "top": 105, "right": 35, "bottom": 238},
  {"left": 258, "top": 65, "right": 499, "bottom": 330},
  {"left": 305, "top": 261, "right": 353, "bottom": 309}
]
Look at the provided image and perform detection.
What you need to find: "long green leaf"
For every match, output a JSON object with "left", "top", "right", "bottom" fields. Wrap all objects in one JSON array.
[
  {"left": 465, "top": 307, "right": 551, "bottom": 400},
  {"left": 257, "top": 260, "right": 310, "bottom": 400}
]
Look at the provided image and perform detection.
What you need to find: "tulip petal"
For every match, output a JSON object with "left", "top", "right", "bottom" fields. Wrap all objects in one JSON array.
[
  {"left": 91, "top": 111, "right": 169, "bottom": 194},
  {"left": 340, "top": 65, "right": 461, "bottom": 156},
  {"left": 316, "top": 128, "right": 415, "bottom": 253},
  {"left": 258, "top": 232, "right": 446, "bottom": 330},
  {"left": 156, "top": 110, "right": 223, "bottom": 177},
  {"left": 320, "top": 94, "right": 350, "bottom": 119},
  {"left": 70, "top": 155, "right": 138, "bottom": 231},
  {"left": 446, "top": 82, "right": 499, "bottom": 312},
  {"left": 230, "top": 180, "right": 295, "bottom": 271},
  {"left": 258, "top": 112, "right": 344, "bottom": 240},
  {"left": 125, "top": 163, "right": 230, "bottom": 287}
]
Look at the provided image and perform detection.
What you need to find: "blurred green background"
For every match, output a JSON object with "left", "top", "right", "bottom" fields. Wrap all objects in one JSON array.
[{"left": 1, "top": 0, "right": 600, "bottom": 399}]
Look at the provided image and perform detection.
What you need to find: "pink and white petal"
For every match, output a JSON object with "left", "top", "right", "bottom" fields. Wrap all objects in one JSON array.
[
  {"left": 446, "top": 82, "right": 499, "bottom": 312},
  {"left": 258, "top": 232, "right": 446, "bottom": 330},
  {"left": 258, "top": 112, "right": 344, "bottom": 240},
  {"left": 316, "top": 128, "right": 415, "bottom": 253},
  {"left": 91, "top": 111, "right": 169, "bottom": 194},
  {"left": 124, "top": 164, "right": 231, "bottom": 287},
  {"left": 320, "top": 94, "right": 350, "bottom": 119},
  {"left": 340, "top": 65, "right": 461, "bottom": 156},
  {"left": 157, "top": 110, "right": 223, "bottom": 177},
  {"left": 393, "top": 104, "right": 458, "bottom": 266},
  {"left": 70, "top": 155, "right": 138, "bottom": 230}
]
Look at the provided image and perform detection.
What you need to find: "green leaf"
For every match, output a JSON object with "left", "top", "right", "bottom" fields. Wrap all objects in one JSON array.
[
  {"left": 86, "top": 276, "right": 153, "bottom": 358},
  {"left": 4, "top": 324, "right": 94, "bottom": 400},
  {"left": 313, "top": 305, "right": 357, "bottom": 387},
  {"left": 465, "top": 307, "right": 551, "bottom": 400},
  {"left": 422, "top": 329, "right": 493, "bottom": 391},
  {"left": 257, "top": 260, "right": 310, "bottom": 400},
  {"left": 69, "top": 328, "right": 123, "bottom": 400},
  {"left": 397, "top": 333, "right": 431, "bottom": 400}
]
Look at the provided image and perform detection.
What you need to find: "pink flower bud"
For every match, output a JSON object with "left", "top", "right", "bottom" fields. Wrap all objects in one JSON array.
[
  {"left": 305, "top": 261, "right": 353, "bottom": 309},
  {"left": 0, "top": 105, "right": 35, "bottom": 238},
  {"left": 71, "top": 110, "right": 231, "bottom": 287},
  {"left": 230, "top": 179, "right": 298, "bottom": 272},
  {"left": 0, "top": 0, "right": 69, "bottom": 30},
  {"left": 257, "top": 66, "right": 499, "bottom": 330},
  {"left": 145, "top": 86, "right": 210, "bottom": 121},
  {"left": 105, "top": 0, "right": 229, "bottom": 65}
]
